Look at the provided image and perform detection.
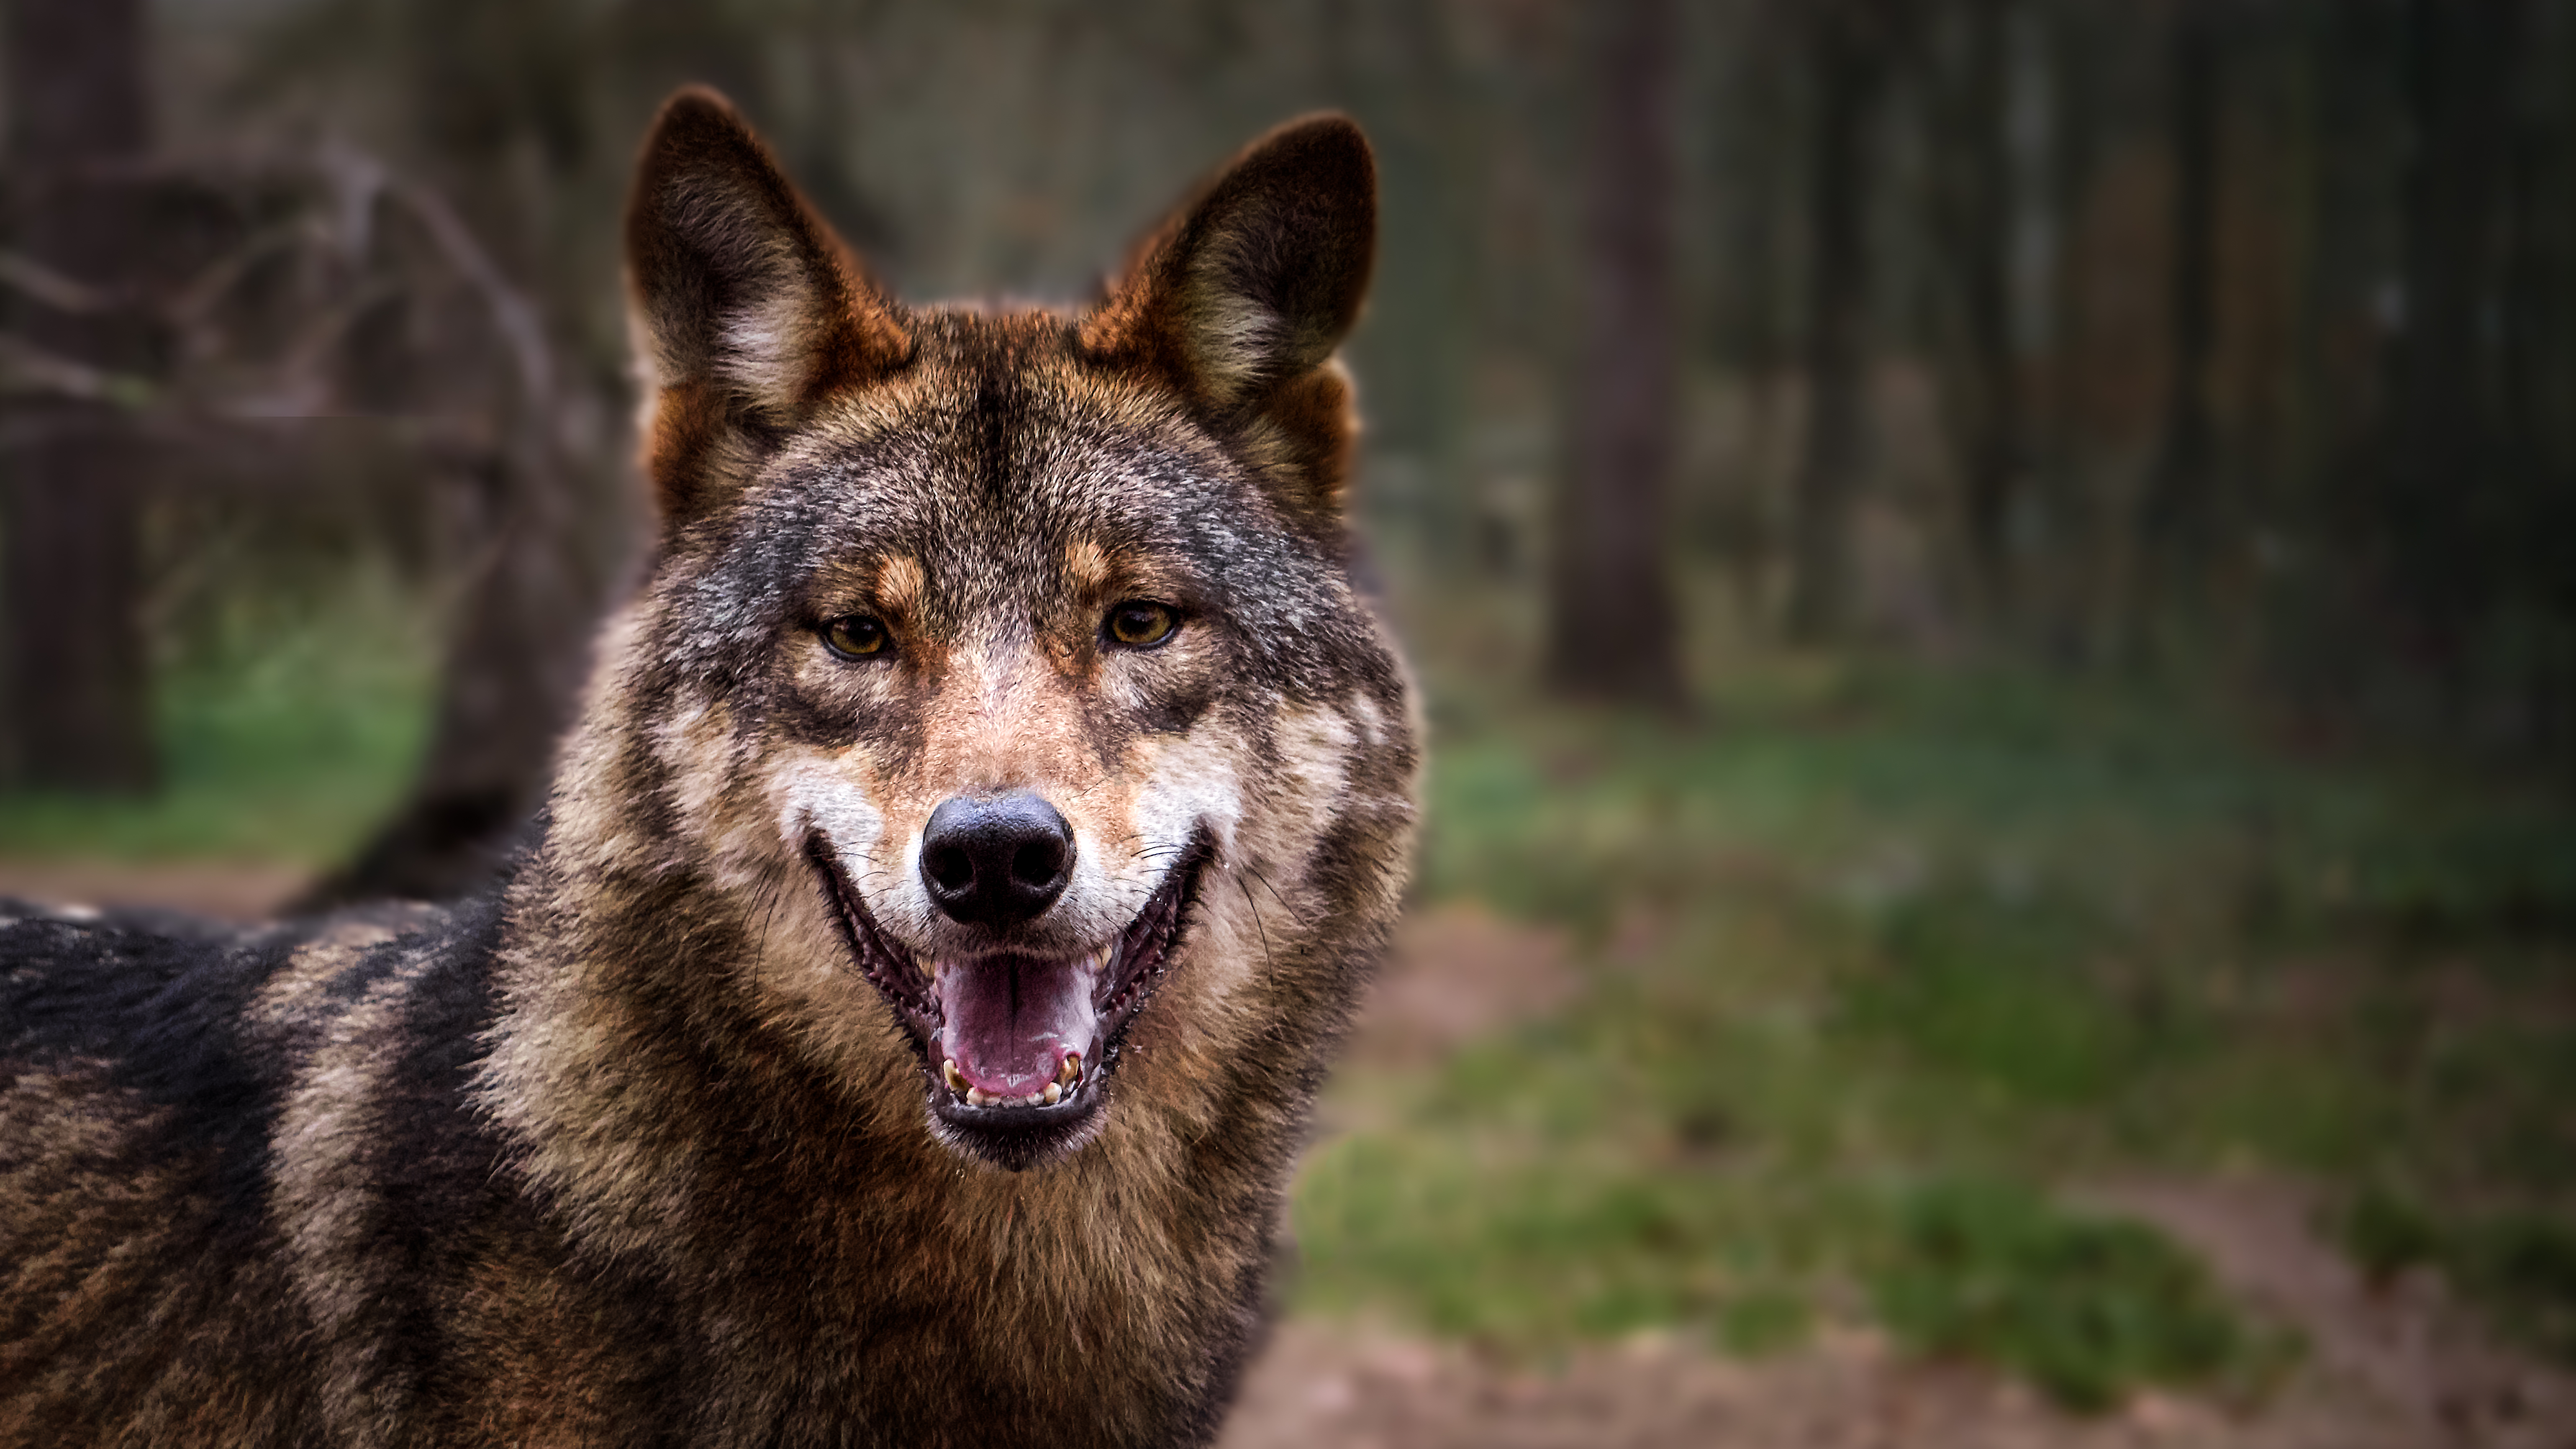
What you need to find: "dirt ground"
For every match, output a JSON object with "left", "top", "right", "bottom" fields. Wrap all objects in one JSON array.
[
  {"left": 1218, "top": 1186, "right": 2576, "bottom": 1449},
  {"left": 1219, "top": 903, "right": 2576, "bottom": 1449},
  {"left": 0, "top": 857, "right": 308, "bottom": 921},
  {"left": 6, "top": 864, "right": 2567, "bottom": 1448}
]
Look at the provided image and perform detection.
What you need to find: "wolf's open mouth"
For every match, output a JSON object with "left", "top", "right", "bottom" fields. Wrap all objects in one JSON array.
[{"left": 804, "top": 830, "right": 1209, "bottom": 1167}]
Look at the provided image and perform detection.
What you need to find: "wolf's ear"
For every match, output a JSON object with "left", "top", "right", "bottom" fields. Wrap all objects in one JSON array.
[
  {"left": 625, "top": 87, "right": 910, "bottom": 526},
  {"left": 1080, "top": 115, "right": 1376, "bottom": 519}
]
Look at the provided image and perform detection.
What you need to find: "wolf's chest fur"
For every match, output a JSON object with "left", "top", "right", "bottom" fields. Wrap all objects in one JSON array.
[{"left": 0, "top": 90, "right": 1415, "bottom": 1448}]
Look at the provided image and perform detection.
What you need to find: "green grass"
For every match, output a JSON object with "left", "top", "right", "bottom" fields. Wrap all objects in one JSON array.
[
  {"left": 0, "top": 569, "right": 438, "bottom": 865},
  {"left": 1870, "top": 1177, "right": 2293, "bottom": 1411},
  {"left": 2333, "top": 1189, "right": 2576, "bottom": 1366},
  {"left": 1289, "top": 646, "right": 2576, "bottom": 1406}
]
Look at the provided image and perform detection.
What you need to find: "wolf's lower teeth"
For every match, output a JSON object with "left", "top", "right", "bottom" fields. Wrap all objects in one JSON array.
[
  {"left": 937, "top": 1007, "right": 1096, "bottom": 1113},
  {"left": 947, "top": 1066, "right": 1065, "bottom": 1109}
]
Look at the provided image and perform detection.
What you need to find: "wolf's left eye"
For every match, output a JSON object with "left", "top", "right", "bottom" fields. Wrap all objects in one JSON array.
[
  {"left": 1105, "top": 601, "right": 1180, "bottom": 649},
  {"left": 821, "top": 614, "right": 890, "bottom": 659}
]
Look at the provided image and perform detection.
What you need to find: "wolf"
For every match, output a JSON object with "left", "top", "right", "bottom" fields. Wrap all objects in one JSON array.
[{"left": 0, "top": 88, "right": 1416, "bottom": 1447}]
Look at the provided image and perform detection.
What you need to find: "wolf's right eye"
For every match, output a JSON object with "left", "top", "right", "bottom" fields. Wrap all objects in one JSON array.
[
  {"left": 1106, "top": 601, "right": 1180, "bottom": 649},
  {"left": 821, "top": 615, "right": 889, "bottom": 660}
]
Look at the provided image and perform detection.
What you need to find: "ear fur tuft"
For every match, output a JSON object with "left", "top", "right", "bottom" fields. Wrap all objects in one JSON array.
[
  {"left": 1081, "top": 115, "right": 1377, "bottom": 518},
  {"left": 625, "top": 87, "right": 910, "bottom": 526}
]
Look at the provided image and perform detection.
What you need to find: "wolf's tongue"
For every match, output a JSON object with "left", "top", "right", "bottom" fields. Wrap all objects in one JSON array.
[{"left": 934, "top": 953, "right": 1101, "bottom": 1097}]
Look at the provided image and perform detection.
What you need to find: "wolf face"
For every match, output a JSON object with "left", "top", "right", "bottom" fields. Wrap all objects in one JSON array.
[{"left": 497, "top": 89, "right": 1416, "bottom": 1183}]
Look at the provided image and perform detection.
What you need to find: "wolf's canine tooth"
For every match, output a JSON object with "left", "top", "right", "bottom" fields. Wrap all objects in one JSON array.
[
  {"left": 942, "top": 1060, "right": 968, "bottom": 1094},
  {"left": 1057, "top": 1053, "right": 1082, "bottom": 1087}
]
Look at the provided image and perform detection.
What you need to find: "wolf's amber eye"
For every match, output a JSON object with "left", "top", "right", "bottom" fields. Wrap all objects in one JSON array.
[
  {"left": 821, "top": 614, "right": 889, "bottom": 660},
  {"left": 1105, "top": 601, "right": 1180, "bottom": 649}
]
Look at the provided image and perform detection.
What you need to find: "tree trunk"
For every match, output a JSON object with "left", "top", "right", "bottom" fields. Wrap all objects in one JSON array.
[
  {"left": 1947, "top": 0, "right": 2022, "bottom": 630},
  {"left": 2378, "top": 0, "right": 2518, "bottom": 695},
  {"left": 293, "top": 195, "right": 615, "bottom": 908},
  {"left": 296, "top": 453, "right": 603, "bottom": 906},
  {"left": 293, "top": 13, "right": 636, "bottom": 908},
  {"left": 1786, "top": 4, "right": 1886, "bottom": 643},
  {"left": 2137, "top": 0, "right": 2221, "bottom": 641},
  {"left": 2, "top": 0, "right": 157, "bottom": 792},
  {"left": 1544, "top": 0, "right": 1683, "bottom": 705}
]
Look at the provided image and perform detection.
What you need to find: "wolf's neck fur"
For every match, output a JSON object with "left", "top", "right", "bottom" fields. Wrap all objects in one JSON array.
[{"left": 470, "top": 713, "right": 1304, "bottom": 1440}]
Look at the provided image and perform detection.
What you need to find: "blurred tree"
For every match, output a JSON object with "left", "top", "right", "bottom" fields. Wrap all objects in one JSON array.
[
  {"left": 282, "top": 0, "right": 640, "bottom": 906},
  {"left": 1785, "top": 0, "right": 1899, "bottom": 642},
  {"left": 2136, "top": 0, "right": 2223, "bottom": 648},
  {"left": 293, "top": 181, "right": 608, "bottom": 908},
  {"left": 1545, "top": 0, "right": 1683, "bottom": 705},
  {"left": 1, "top": 0, "right": 158, "bottom": 791},
  {"left": 1335, "top": 0, "right": 1473, "bottom": 567},
  {"left": 2375, "top": 0, "right": 2521, "bottom": 709},
  {"left": 1925, "top": 0, "right": 2026, "bottom": 628}
]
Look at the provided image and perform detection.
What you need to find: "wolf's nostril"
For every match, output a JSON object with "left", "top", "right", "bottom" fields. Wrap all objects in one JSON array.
[
  {"left": 928, "top": 847, "right": 975, "bottom": 892},
  {"left": 919, "top": 792, "right": 1075, "bottom": 928},
  {"left": 1011, "top": 839, "right": 1067, "bottom": 889}
]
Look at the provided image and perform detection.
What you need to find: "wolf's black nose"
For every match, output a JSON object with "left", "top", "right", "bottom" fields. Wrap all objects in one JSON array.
[{"left": 920, "top": 792, "right": 1075, "bottom": 928}]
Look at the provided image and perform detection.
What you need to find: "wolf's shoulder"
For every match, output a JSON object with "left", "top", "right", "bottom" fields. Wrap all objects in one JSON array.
[
  {"left": 2, "top": 900, "right": 275, "bottom": 1067},
  {"left": 0, "top": 896, "right": 510, "bottom": 1441}
]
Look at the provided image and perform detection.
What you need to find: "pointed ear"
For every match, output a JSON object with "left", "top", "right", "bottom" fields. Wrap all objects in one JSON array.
[
  {"left": 1080, "top": 115, "right": 1376, "bottom": 519},
  {"left": 624, "top": 87, "right": 911, "bottom": 527}
]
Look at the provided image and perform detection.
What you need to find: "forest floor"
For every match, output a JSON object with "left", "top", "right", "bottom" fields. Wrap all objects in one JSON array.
[
  {"left": 0, "top": 858, "right": 305, "bottom": 921},
  {"left": 1217, "top": 904, "right": 2576, "bottom": 1449}
]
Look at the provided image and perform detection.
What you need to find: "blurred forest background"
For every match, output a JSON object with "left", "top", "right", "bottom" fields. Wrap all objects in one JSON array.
[{"left": 3, "top": 0, "right": 2574, "bottom": 1439}]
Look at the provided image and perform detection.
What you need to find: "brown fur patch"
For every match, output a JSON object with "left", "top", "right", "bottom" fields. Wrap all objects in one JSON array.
[
  {"left": 1063, "top": 538, "right": 1111, "bottom": 595},
  {"left": 1077, "top": 114, "right": 1374, "bottom": 523},
  {"left": 626, "top": 88, "right": 913, "bottom": 524},
  {"left": 641, "top": 376, "right": 739, "bottom": 526},
  {"left": 874, "top": 553, "right": 926, "bottom": 620}
]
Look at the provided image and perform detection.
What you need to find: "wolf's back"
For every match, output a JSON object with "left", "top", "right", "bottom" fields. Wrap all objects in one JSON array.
[{"left": 0, "top": 898, "right": 503, "bottom": 1444}]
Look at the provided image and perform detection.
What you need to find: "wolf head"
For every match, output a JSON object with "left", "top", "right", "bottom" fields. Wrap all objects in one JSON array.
[{"left": 507, "top": 90, "right": 1416, "bottom": 1184}]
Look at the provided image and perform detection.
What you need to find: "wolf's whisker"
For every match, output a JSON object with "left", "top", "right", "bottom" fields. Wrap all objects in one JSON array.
[
  {"left": 1244, "top": 866, "right": 1309, "bottom": 927},
  {"left": 1236, "top": 877, "right": 1275, "bottom": 979}
]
